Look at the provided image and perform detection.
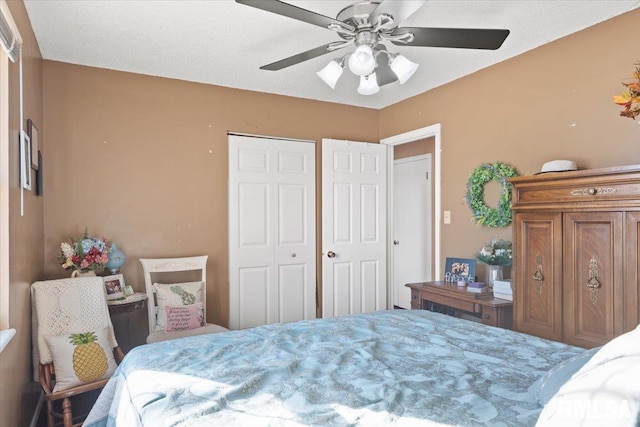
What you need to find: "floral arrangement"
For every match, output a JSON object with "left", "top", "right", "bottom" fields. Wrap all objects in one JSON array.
[
  {"left": 613, "top": 62, "right": 640, "bottom": 120},
  {"left": 466, "top": 162, "right": 519, "bottom": 228},
  {"left": 59, "top": 230, "right": 109, "bottom": 273},
  {"left": 477, "top": 239, "right": 513, "bottom": 266}
]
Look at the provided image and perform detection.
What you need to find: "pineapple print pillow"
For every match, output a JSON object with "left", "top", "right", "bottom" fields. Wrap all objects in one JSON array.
[
  {"left": 45, "top": 327, "right": 118, "bottom": 392},
  {"left": 153, "top": 281, "right": 204, "bottom": 331}
]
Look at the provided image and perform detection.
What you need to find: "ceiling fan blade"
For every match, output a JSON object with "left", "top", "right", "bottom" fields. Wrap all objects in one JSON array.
[
  {"left": 236, "top": 0, "right": 355, "bottom": 32},
  {"left": 376, "top": 61, "right": 398, "bottom": 87},
  {"left": 260, "top": 43, "right": 344, "bottom": 71},
  {"left": 374, "top": 46, "right": 398, "bottom": 86},
  {"left": 390, "top": 27, "right": 510, "bottom": 50},
  {"left": 370, "top": 0, "right": 427, "bottom": 27}
]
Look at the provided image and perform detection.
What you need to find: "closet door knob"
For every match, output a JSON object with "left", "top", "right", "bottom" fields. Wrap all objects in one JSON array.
[{"left": 327, "top": 251, "right": 336, "bottom": 258}]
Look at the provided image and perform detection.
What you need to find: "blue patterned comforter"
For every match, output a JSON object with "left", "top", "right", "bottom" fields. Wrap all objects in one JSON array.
[{"left": 85, "top": 310, "right": 581, "bottom": 426}]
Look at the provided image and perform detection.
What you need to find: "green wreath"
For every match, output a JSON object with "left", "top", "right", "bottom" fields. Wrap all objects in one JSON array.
[{"left": 466, "top": 162, "right": 520, "bottom": 228}]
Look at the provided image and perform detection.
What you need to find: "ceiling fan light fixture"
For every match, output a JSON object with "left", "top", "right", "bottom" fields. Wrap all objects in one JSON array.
[
  {"left": 316, "top": 60, "right": 344, "bottom": 89},
  {"left": 348, "top": 45, "right": 376, "bottom": 77},
  {"left": 357, "top": 73, "right": 380, "bottom": 96},
  {"left": 390, "top": 54, "right": 419, "bottom": 84}
]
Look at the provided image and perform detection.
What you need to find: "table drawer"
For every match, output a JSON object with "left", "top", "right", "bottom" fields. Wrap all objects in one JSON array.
[{"left": 422, "top": 292, "right": 478, "bottom": 313}]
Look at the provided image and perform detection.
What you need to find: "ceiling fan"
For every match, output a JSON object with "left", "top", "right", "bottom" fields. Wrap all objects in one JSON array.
[{"left": 236, "top": 0, "right": 510, "bottom": 95}]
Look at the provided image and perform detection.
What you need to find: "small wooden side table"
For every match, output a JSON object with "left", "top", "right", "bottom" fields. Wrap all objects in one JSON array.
[
  {"left": 107, "top": 292, "right": 148, "bottom": 353},
  {"left": 406, "top": 281, "right": 513, "bottom": 329}
]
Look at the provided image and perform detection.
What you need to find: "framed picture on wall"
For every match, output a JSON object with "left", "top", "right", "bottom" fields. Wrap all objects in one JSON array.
[
  {"left": 443, "top": 257, "right": 476, "bottom": 283},
  {"left": 35, "top": 151, "right": 43, "bottom": 196},
  {"left": 27, "top": 119, "right": 39, "bottom": 170},
  {"left": 102, "top": 274, "right": 125, "bottom": 300},
  {"left": 20, "top": 130, "right": 32, "bottom": 191}
]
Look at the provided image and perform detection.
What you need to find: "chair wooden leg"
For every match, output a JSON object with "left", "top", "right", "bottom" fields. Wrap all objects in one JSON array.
[
  {"left": 46, "top": 399, "right": 55, "bottom": 427},
  {"left": 62, "top": 397, "right": 73, "bottom": 427}
]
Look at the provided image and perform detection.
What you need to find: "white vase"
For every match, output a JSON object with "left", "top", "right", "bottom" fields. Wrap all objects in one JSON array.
[
  {"left": 486, "top": 265, "right": 503, "bottom": 288},
  {"left": 71, "top": 270, "right": 97, "bottom": 278}
]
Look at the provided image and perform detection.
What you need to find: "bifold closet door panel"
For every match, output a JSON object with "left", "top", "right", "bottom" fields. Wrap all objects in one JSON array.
[{"left": 229, "top": 135, "right": 316, "bottom": 330}]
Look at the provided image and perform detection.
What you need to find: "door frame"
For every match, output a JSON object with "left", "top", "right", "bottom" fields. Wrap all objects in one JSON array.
[{"left": 381, "top": 124, "right": 442, "bottom": 309}]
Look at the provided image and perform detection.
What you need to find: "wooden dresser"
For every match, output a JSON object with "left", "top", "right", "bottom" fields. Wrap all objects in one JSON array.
[{"left": 509, "top": 164, "right": 640, "bottom": 348}]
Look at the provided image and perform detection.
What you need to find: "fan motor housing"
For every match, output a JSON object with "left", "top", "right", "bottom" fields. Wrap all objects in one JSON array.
[{"left": 336, "top": 2, "right": 384, "bottom": 34}]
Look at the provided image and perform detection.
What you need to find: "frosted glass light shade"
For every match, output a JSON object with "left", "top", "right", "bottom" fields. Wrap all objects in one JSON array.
[
  {"left": 390, "top": 54, "right": 419, "bottom": 84},
  {"left": 357, "top": 73, "right": 380, "bottom": 95},
  {"left": 348, "top": 45, "right": 376, "bottom": 77},
  {"left": 316, "top": 60, "right": 344, "bottom": 89}
]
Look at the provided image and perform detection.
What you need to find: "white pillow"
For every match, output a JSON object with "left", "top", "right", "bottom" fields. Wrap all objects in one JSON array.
[
  {"left": 153, "top": 281, "right": 204, "bottom": 331},
  {"left": 536, "top": 325, "right": 640, "bottom": 426},
  {"left": 45, "top": 327, "right": 118, "bottom": 392}
]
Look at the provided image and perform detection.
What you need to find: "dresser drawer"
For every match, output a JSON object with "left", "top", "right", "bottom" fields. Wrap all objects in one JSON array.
[
  {"left": 511, "top": 166, "right": 640, "bottom": 208},
  {"left": 423, "top": 292, "right": 479, "bottom": 314},
  {"left": 515, "top": 181, "right": 640, "bottom": 205}
]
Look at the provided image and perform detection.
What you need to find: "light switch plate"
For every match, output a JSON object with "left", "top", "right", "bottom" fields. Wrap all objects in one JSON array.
[{"left": 444, "top": 210, "right": 451, "bottom": 224}]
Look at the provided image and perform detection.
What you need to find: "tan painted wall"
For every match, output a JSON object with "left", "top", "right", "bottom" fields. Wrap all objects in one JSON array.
[
  {"left": 393, "top": 138, "right": 433, "bottom": 161},
  {"left": 42, "top": 62, "right": 380, "bottom": 328},
  {"left": 380, "top": 8, "right": 640, "bottom": 281},
  {"left": 0, "top": 1, "right": 44, "bottom": 426}
]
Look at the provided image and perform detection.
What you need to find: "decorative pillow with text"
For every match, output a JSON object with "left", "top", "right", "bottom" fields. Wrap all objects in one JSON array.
[
  {"left": 153, "top": 281, "right": 204, "bottom": 331},
  {"left": 165, "top": 302, "right": 206, "bottom": 332}
]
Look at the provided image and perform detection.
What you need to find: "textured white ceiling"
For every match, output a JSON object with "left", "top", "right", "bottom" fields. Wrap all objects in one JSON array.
[{"left": 24, "top": 0, "right": 640, "bottom": 109}]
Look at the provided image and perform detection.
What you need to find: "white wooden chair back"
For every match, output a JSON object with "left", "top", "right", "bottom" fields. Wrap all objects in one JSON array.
[{"left": 139, "top": 255, "right": 208, "bottom": 333}]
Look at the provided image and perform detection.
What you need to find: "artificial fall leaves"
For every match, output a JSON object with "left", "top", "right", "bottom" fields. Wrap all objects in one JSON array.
[{"left": 613, "top": 63, "right": 640, "bottom": 120}]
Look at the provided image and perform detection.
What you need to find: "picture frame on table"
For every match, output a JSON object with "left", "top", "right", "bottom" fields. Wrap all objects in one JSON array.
[
  {"left": 20, "top": 130, "right": 31, "bottom": 191},
  {"left": 27, "top": 119, "right": 39, "bottom": 170},
  {"left": 102, "top": 274, "right": 125, "bottom": 300},
  {"left": 443, "top": 257, "right": 476, "bottom": 283}
]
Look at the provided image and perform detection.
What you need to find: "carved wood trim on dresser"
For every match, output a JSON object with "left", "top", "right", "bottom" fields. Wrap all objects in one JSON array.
[{"left": 509, "top": 165, "right": 640, "bottom": 348}]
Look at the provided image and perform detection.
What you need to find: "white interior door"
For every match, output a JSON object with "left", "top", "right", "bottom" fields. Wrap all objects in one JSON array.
[
  {"left": 229, "top": 134, "right": 315, "bottom": 330},
  {"left": 393, "top": 155, "right": 431, "bottom": 309},
  {"left": 322, "top": 138, "right": 387, "bottom": 318}
]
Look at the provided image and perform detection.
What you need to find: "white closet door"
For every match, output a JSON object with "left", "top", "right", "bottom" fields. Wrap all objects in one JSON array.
[
  {"left": 229, "top": 135, "right": 315, "bottom": 330},
  {"left": 322, "top": 138, "right": 387, "bottom": 318}
]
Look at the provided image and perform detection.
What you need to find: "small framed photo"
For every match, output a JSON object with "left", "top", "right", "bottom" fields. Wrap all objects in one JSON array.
[
  {"left": 102, "top": 274, "right": 125, "bottom": 300},
  {"left": 27, "top": 119, "right": 39, "bottom": 170},
  {"left": 20, "top": 130, "right": 31, "bottom": 191},
  {"left": 443, "top": 257, "right": 476, "bottom": 283}
]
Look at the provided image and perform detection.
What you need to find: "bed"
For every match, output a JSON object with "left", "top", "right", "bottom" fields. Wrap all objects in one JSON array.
[{"left": 84, "top": 309, "right": 639, "bottom": 426}]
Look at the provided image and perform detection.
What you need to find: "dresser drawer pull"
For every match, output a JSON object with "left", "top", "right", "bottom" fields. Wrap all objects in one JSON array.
[
  {"left": 587, "top": 257, "right": 601, "bottom": 305},
  {"left": 570, "top": 187, "right": 616, "bottom": 196},
  {"left": 533, "top": 253, "right": 544, "bottom": 295}
]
